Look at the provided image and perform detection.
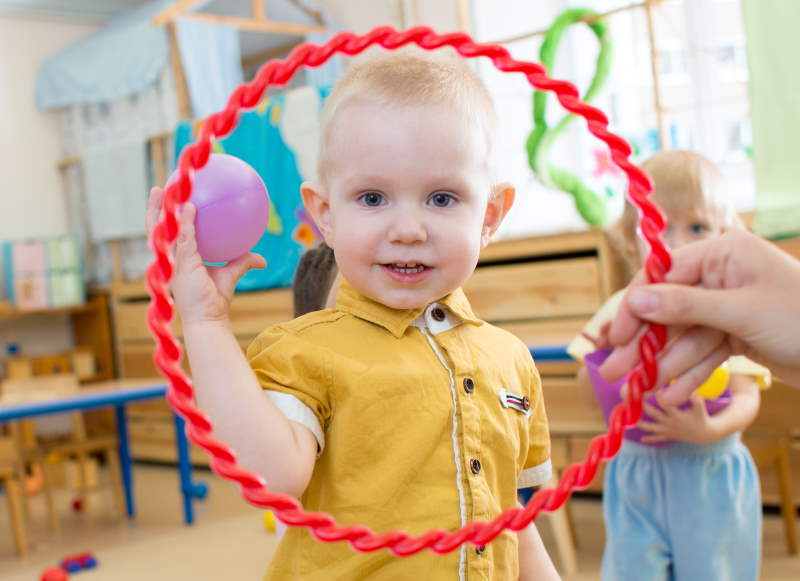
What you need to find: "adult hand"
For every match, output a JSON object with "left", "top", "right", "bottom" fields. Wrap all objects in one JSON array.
[{"left": 600, "top": 229, "right": 800, "bottom": 402}]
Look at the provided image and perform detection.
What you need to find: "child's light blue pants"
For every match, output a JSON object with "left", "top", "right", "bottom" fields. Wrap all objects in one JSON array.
[{"left": 602, "top": 433, "right": 761, "bottom": 581}]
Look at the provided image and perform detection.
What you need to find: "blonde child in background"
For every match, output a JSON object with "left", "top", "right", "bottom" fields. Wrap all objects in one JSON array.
[
  {"left": 147, "top": 51, "right": 560, "bottom": 580},
  {"left": 570, "top": 151, "right": 768, "bottom": 581}
]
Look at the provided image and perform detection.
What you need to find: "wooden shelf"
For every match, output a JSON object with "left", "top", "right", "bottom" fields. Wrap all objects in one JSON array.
[{"left": 0, "top": 301, "right": 96, "bottom": 321}]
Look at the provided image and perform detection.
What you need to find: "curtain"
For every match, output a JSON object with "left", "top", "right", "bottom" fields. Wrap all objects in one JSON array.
[{"left": 743, "top": 0, "right": 800, "bottom": 238}]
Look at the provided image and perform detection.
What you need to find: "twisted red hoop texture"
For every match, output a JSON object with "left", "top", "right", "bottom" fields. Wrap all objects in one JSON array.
[{"left": 147, "top": 26, "right": 672, "bottom": 556}]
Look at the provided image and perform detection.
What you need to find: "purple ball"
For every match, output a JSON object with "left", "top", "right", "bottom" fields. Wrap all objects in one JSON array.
[{"left": 166, "top": 153, "right": 270, "bottom": 263}]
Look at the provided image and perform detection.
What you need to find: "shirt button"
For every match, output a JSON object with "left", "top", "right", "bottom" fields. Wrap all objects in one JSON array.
[
  {"left": 463, "top": 377, "right": 475, "bottom": 394},
  {"left": 475, "top": 545, "right": 486, "bottom": 556},
  {"left": 470, "top": 458, "right": 481, "bottom": 475},
  {"left": 522, "top": 396, "right": 531, "bottom": 411},
  {"left": 431, "top": 307, "right": 446, "bottom": 321}
]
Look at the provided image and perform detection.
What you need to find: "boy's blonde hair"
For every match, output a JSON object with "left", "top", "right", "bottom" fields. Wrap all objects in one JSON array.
[
  {"left": 317, "top": 49, "right": 497, "bottom": 183},
  {"left": 612, "top": 150, "right": 740, "bottom": 280}
]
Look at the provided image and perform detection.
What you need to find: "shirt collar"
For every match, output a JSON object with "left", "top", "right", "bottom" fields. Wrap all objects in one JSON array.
[{"left": 335, "top": 279, "right": 483, "bottom": 338}]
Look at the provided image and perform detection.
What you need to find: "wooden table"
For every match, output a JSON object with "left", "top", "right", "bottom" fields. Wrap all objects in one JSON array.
[{"left": 0, "top": 379, "right": 205, "bottom": 525}]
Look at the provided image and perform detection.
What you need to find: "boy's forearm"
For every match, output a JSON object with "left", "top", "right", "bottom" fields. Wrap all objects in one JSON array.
[
  {"left": 708, "top": 375, "right": 760, "bottom": 440},
  {"left": 182, "top": 320, "right": 316, "bottom": 497},
  {"left": 517, "top": 507, "right": 561, "bottom": 580}
]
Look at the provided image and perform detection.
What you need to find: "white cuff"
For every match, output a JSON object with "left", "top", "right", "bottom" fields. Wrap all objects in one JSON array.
[
  {"left": 517, "top": 459, "right": 552, "bottom": 488},
  {"left": 265, "top": 391, "right": 325, "bottom": 454}
]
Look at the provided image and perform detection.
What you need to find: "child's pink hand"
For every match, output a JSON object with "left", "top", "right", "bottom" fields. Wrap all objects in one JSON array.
[
  {"left": 637, "top": 391, "right": 719, "bottom": 445},
  {"left": 145, "top": 187, "right": 266, "bottom": 326},
  {"left": 582, "top": 322, "right": 613, "bottom": 351}
]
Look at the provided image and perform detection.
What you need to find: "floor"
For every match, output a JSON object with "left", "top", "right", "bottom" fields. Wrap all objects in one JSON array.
[{"left": 0, "top": 464, "right": 798, "bottom": 580}]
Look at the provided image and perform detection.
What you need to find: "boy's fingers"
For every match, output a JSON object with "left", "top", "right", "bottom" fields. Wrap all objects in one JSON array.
[
  {"left": 227, "top": 252, "right": 267, "bottom": 281},
  {"left": 146, "top": 187, "right": 164, "bottom": 236},
  {"left": 174, "top": 203, "right": 198, "bottom": 262},
  {"left": 636, "top": 419, "right": 660, "bottom": 434},
  {"left": 640, "top": 434, "right": 668, "bottom": 444},
  {"left": 642, "top": 402, "right": 666, "bottom": 422}
]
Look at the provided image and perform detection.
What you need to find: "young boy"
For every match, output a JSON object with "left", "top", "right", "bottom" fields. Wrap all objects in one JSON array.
[{"left": 147, "top": 50, "right": 558, "bottom": 580}]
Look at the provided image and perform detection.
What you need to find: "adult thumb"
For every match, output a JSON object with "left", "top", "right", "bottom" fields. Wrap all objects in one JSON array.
[{"left": 626, "top": 284, "right": 739, "bottom": 334}]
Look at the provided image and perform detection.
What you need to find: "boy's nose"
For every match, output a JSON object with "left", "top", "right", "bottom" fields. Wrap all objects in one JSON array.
[{"left": 388, "top": 214, "right": 428, "bottom": 244}]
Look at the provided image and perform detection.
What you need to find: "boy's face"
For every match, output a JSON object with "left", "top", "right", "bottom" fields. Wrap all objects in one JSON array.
[{"left": 305, "top": 100, "right": 513, "bottom": 310}]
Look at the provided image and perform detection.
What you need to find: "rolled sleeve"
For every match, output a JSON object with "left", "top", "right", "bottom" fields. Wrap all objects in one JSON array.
[
  {"left": 519, "top": 365, "right": 551, "bottom": 488},
  {"left": 247, "top": 326, "right": 332, "bottom": 450}
]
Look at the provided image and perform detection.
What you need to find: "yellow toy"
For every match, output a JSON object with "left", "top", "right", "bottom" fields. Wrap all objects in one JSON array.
[
  {"left": 694, "top": 363, "right": 730, "bottom": 399},
  {"left": 262, "top": 510, "right": 276, "bottom": 533}
]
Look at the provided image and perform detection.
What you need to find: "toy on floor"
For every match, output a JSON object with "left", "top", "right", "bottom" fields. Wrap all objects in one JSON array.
[
  {"left": 263, "top": 510, "right": 276, "bottom": 532},
  {"left": 71, "top": 497, "right": 84, "bottom": 512},
  {"left": 39, "top": 567, "right": 69, "bottom": 581},
  {"left": 60, "top": 551, "right": 97, "bottom": 574},
  {"left": 165, "top": 153, "right": 270, "bottom": 263},
  {"left": 148, "top": 25, "right": 668, "bottom": 556}
]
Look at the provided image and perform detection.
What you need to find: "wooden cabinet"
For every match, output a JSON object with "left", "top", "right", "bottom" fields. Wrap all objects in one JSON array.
[
  {"left": 0, "top": 291, "right": 116, "bottom": 384},
  {"left": 113, "top": 229, "right": 624, "bottom": 465},
  {"left": 113, "top": 229, "right": 800, "bottom": 508},
  {"left": 111, "top": 280, "right": 294, "bottom": 464}
]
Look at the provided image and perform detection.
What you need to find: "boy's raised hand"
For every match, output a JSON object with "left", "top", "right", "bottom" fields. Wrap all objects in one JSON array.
[{"left": 146, "top": 187, "right": 266, "bottom": 326}]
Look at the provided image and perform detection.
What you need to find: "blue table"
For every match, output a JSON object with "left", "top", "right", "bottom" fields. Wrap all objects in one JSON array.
[
  {"left": 0, "top": 379, "right": 204, "bottom": 525},
  {"left": 530, "top": 345, "right": 571, "bottom": 362}
]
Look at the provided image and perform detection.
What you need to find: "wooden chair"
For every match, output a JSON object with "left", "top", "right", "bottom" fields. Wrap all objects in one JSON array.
[
  {"left": 746, "top": 379, "right": 800, "bottom": 556},
  {"left": 745, "top": 432, "right": 798, "bottom": 554},
  {"left": 2, "top": 375, "right": 126, "bottom": 530},
  {"left": 0, "top": 433, "right": 27, "bottom": 556}
]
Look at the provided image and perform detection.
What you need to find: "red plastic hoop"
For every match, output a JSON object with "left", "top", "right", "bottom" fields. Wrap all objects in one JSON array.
[{"left": 147, "top": 26, "right": 671, "bottom": 556}]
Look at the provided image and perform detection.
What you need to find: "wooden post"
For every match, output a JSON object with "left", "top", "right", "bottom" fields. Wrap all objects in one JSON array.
[
  {"left": 644, "top": 0, "right": 668, "bottom": 150},
  {"left": 150, "top": 135, "right": 167, "bottom": 187},
  {"left": 166, "top": 21, "right": 192, "bottom": 119},
  {"left": 455, "top": 0, "right": 471, "bottom": 33},
  {"left": 251, "top": 0, "right": 265, "bottom": 20}
]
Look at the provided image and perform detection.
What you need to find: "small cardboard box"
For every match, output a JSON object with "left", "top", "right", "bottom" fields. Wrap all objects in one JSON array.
[
  {"left": 11, "top": 241, "right": 47, "bottom": 274},
  {"left": 13, "top": 272, "right": 48, "bottom": 310},
  {"left": 71, "top": 349, "right": 96, "bottom": 380},
  {"left": 48, "top": 270, "right": 85, "bottom": 308},
  {"left": 47, "top": 235, "right": 81, "bottom": 270},
  {"left": 4, "top": 356, "right": 33, "bottom": 380}
]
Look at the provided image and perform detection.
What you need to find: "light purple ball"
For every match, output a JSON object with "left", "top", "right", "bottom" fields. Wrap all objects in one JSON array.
[{"left": 167, "top": 154, "right": 270, "bottom": 263}]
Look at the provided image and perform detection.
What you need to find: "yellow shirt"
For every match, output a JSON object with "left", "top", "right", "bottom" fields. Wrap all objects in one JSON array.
[
  {"left": 247, "top": 281, "right": 551, "bottom": 580},
  {"left": 567, "top": 289, "right": 771, "bottom": 387}
]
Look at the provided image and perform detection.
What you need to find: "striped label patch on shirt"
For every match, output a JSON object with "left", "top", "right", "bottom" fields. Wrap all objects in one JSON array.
[{"left": 498, "top": 388, "right": 531, "bottom": 416}]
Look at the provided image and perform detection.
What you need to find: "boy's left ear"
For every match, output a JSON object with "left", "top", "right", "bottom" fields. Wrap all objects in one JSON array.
[{"left": 482, "top": 182, "right": 516, "bottom": 248}]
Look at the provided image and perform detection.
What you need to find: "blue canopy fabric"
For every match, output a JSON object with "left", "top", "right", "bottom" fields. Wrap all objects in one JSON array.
[{"left": 35, "top": 0, "right": 211, "bottom": 110}]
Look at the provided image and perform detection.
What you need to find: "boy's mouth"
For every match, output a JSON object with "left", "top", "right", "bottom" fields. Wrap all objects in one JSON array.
[
  {"left": 379, "top": 262, "right": 432, "bottom": 282},
  {"left": 385, "top": 262, "right": 427, "bottom": 274}
]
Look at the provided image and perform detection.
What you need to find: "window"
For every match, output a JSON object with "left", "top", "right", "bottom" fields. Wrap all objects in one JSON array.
[{"left": 472, "top": 0, "right": 756, "bottom": 238}]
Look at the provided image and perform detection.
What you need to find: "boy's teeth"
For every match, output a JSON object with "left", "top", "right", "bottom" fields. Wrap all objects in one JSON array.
[{"left": 392, "top": 263, "right": 424, "bottom": 274}]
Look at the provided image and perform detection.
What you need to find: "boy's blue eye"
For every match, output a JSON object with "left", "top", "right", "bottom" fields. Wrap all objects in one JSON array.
[
  {"left": 429, "top": 192, "right": 455, "bottom": 207},
  {"left": 690, "top": 222, "right": 708, "bottom": 234},
  {"left": 360, "top": 192, "right": 384, "bottom": 207}
]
